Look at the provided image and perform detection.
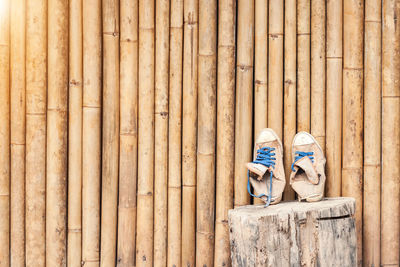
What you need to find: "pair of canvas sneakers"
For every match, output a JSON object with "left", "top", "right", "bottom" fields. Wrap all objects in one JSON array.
[{"left": 246, "top": 128, "right": 326, "bottom": 207}]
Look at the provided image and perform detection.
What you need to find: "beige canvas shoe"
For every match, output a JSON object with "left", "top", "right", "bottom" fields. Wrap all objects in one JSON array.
[
  {"left": 290, "top": 132, "right": 326, "bottom": 202},
  {"left": 246, "top": 128, "right": 286, "bottom": 206}
]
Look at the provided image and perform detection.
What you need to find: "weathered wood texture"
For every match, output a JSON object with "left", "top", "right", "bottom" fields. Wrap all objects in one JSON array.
[{"left": 229, "top": 198, "right": 356, "bottom": 266}]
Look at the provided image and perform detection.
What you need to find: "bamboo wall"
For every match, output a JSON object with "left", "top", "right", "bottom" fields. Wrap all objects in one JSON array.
[{"left": 0, "top": 0, "right": 398, "bottom": 266}]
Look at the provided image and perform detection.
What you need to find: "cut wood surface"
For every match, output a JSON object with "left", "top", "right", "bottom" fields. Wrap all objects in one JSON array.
[{"left": 229, "top": 198, "right": 357, "bottom": 266}]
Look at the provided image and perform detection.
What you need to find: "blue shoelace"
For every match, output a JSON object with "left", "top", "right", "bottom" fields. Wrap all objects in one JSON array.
[
  {"left": 291, "top": 151, "right": 314, "bottom": 172},
  {"left": 247, "top": 147, "right": 276, "bottom": 207}
]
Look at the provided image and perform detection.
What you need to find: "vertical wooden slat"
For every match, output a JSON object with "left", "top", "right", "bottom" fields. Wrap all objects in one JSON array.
[
  {"left": 283, "top": 0, "right": 296, "bottom": 200},
  {"left": 82, "top": 0, "right": 102, "bottom": 265},
  {"left": 214, "top": 0, "right": 235, "bottom": 264},
  {"left": 342, "top": 0, "right": 364, "bottom": 265},
  {"left": 268, "top": 0, "right": 284, "bottom": 139},
  {"left": 254, "top": 0, "right": 268, "bottom": 137},
  {"left": 10, "top": 0, "right": 25, "bottom": 265},
  {"left": 154, "top": 0, "right": 169, "bottom": 265},
  {"left": 0, "top": 0, "right": 10, "bottom": 265},
  {"left": 297, "top": 0, "right": 311, "bottom": 132},
  {"left": 47, "top": 0, "right": 69, "bottom": 265},
  {"left": 381, "top": 0, "right": 400, "bottom": 265},
  {"left": 26, "top": 0, "right": 47, "bottom": 265},
  {"left": 363, "top": 0, "right": 381, "bottom": 265},
  {"left": 136, "top": 0, "right": 155, "bottom": 265},
  {"left": 253, "top": 0, "right": 268, "bottom": 205},
  {"left": 101, "top": 0, "right": 120, "bottom": 266},
  {"left": 310, "top": 0, "right": 325, "bottom": 152},
  {"left": 118, "top": 0, "right": 138, "bottom": 266},
  {"left": 196, "top": 0, "right": 217, "bottom": 266},
  {"left": 181, "top": 0, "right": 198, "bottom": 265},
  {"left": 296, "top": 0, "right": 310, "bottom": 132},
  {"left": 168, "top": 0, "right": 183, "bottom": 266},
  {"left": 68, "top": 0, "right": 83, "bottom": 265},
  {"left": 326, "top": 0, "right": 343, "bottom": 197},
  {"left": 234, "top": 0, "right": 254, "bottom": 208}
]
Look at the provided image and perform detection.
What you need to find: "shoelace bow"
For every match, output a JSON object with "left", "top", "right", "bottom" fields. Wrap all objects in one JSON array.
[
  {"left": 291, "top": 151, "right": 314, "bottom": 172},
  {"left": 247, "top": 147, "right": 276, "bottom": 207}
]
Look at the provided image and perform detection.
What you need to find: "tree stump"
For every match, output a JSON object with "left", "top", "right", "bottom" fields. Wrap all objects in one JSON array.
[{"left": 229, "top": 197, "right": 356, "bottom": 266}]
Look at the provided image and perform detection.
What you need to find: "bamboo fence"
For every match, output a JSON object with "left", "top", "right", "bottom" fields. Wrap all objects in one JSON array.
[
  {"left": 10, "top": 0, "right": 25, "bottom": 265},
  {"left": 168, "top": 0, "right": 183, "bottom": 266},
  {"left": 154, "top": 0, "right": 169, "bottom": 265},
  {"left": 342, "top": 1, "right": 364, "bottom": 264},
  {"left": 68, "top": 0, "right": 83, "bottom": 266},
  {"left": 381, "top": 0, "right": 400, "bottom": 265},
  {"left": 0, "top": 1, "right": 398, "bottom": 266},
  {"left": 364, "top": 0, "right": 381, "bottom": 265},
  {"left": 25, "top": 0, "right": 46, "bottom": 265},
  {"left": 82, "top": 0, "right": 101, "bottom": 266},
  {"left": 118, "top": 0, "right": 138, "bottom": 266}
]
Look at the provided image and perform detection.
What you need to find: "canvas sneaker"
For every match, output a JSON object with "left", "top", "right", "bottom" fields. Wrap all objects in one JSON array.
[
  {"left": 246, "top": 128, "right": 286, "bottom": 206},
  {"left": 290, "top": 131, "right": 326, "bottom": 202}
]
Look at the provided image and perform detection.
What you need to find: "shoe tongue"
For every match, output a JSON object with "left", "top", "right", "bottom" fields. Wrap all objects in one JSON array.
[
  {"left": 246, "top": 162, "right": 268, "bottom": 180},
  {"left": 294, "top": 157, "right": 319, "bottom": 184}
]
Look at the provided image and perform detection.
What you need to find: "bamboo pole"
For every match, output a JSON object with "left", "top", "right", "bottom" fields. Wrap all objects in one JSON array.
[
  {"left": 26, "top": 0, "right": 46, "bottom": 265},
  {"left": 68, "top": 0, "right": 82, "bottom": 266},
  {"left": 10, "top": 0, "right": 25, "bottom": 265},
  {"left": 325, "top": 0, "right": 342, "bottom": 198},
  {"left": 136, "top": 0, "right": 155, "bottom": 266},
  {"left": 381, "top": 1, "right": 400, "bottom": 265},
  {"left": 283, "top": 0, "right": 296, "bottom": 200},
  {"left": 196, "top": 0, "right": 217, "bottom": 266},
  {"left": 253, "top": 0, "right": 268, "bottom": 205},
  {"left": 363, "top": 0, "right": 381, "bottom": 265},
  {"left": 310, "top": 0, "right": 325, "bottom": 152},
  {"left": 181, "top": 0, "right": 198, "bottom": 265},
  {"left": 254, "top": 0, "right": 268, "bottom": 137},
  {"left": 168, "top": 0, "right": 183, "bottom": 266},
  {"left": 118, "top": 0, "right": 138, "bottom": 266},
  {"left": 101, "top": 0, "right": 120, "bottom": 266},
  {"left": 342, "top": 0, "right": 364, "bottom": 264},
  {"left": 234, "top": 0, "right": 254, "bottom": 208},
  {"left": 0, "top": 1, "right": 10, "bottom": 265},
  {"left": 268, "top": 0, "right": 284, "bottom": 139},
  {"left": 46, "top": 0, "right": 68, "bottom": 265},
  {"left": 82, "top": 0, "right": 101, "bottom": 266},
  {"left": 154, "top": 0, "right": 169, "bottom": 265},
  {"left": 296, "top": 0, "right": 310, "bottom": 132},
  {"left": 214, "top": 0, "right": 235, "bottom": 265}
]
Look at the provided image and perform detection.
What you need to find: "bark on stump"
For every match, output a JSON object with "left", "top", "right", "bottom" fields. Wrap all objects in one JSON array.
[{"left": 229, "top": 197, "right": 356, "bottom": 266}]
